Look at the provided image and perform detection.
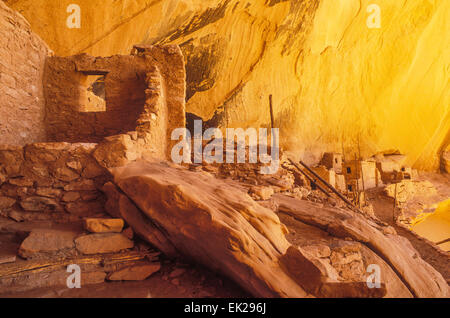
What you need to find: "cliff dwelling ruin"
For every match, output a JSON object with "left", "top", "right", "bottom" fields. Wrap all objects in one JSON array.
[{"left": 0, "top": 0, "right": 449, "bottom": 301}]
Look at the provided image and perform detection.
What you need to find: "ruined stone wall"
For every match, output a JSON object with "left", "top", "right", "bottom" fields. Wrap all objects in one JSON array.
[
  {"left": 0, "top": 142, "right": 109, "bottom": 222},
  {"left": 0, "top": 1, "right": 50, "bottom": 145},
  {"left": 44, "top": 45, "right": 186, "bottom": 160}
]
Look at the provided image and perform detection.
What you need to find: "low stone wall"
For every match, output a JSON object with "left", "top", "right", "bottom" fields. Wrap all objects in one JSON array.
[{"left": 0, "top": 142, "right": 110, "bottom": 222}]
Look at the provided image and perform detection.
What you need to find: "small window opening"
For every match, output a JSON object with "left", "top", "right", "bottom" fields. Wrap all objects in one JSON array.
[{"left": 80, "top": 74, "right": 107, "bottom": 112}]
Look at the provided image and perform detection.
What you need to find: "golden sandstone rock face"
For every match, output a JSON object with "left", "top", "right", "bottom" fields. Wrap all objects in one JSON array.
[{"left": 6, "top": 0, "right": 449, "bottom": 170}]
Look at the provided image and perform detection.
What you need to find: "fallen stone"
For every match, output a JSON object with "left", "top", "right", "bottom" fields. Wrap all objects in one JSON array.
[
  {"left": 75, "top": 233, "right": 134, "bottom": 254},
  {"left": 18, "top": 229, "right": 78, "bottom": 259},
  {"left": 93, "top": 134, "right": 139, "bottom": 169},
  {"left": 107, "top": 262, "right": 161, "bottom": 281},
  {"left": 280, "top": 246, "right": 386, "bottom": 298},
  {"left": 84, "top": 218, "right": 124, "bottom": 233}
]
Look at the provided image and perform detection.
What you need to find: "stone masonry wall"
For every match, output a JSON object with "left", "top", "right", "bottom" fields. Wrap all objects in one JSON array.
[
  {"left": 44, "top": 45, "right": 186, "bottom": 161},
  {"left": 0, "top": 1, "right": 51, "bottom": 145},
  {"left": 0, "top": 142, "right": 109, "bottom": 222}
]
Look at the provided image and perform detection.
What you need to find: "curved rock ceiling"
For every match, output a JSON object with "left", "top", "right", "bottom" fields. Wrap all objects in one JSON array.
[{"left": 6, "top": 0, "right": 449, "bottom": 170}]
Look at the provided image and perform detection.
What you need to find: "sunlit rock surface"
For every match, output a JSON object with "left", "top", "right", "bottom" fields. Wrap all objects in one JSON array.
[{"left": 7, "top": 0, "right": 449, "bottom": 170}]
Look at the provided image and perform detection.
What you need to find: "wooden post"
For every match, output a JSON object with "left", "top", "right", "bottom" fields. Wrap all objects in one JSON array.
[
  {"left": 358, "top": 137, "right": 366, "bottom": 204},
  {"left": 297, "top": 160, "right": 358, "bottom": 210},
  {"left": 269, "top": 94, "right": 275, "bottom": 129},
  {"left": 354, "top": 153, "right": 360, "bottom": 207},
  {"left": 393, "top": 182, "right": 398, "bottom": 223}
]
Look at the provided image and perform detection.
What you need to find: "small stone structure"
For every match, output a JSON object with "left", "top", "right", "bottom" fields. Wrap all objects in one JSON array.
[
  {"left": 0, "top": 4, "right": 187, "bottom": 221},
  {"left": 44, "top": 45, "right": 186, "bottom": 160},
  {"left": 0, "top": 44, "right": 187, "bottom": 221}
]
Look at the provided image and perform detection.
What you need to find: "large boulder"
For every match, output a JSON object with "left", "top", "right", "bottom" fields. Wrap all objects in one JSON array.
[
  {"left": 108, "top": 160, "right": 308, "bottom": 297},
  {"left": 106, "top": 160, "right": 449, "bottom": 298}
]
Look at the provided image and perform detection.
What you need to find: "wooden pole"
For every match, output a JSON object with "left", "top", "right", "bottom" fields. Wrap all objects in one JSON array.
[
  {"left": 393, "top": 182, "right": 398, "bottom": 222},
  {"left": 354, "top": 153, "right": 360, "bottom": 207},
  {"left": 269, "top": 94, "right": 275, "bottom": 129},
  {"left": 358, "top": 137, "right": 366, "bottom": 206},
  {"left": 297, "top": 160, "right": 357, "bottom": 209},
  {"left": 435, "top": 238, "right": 450, "bottom": 245},
  {"left": 342, "top": 139, "right": 348, "bottom": 197},
  {"left": 286, "top": 159, "right": 331, "bottom": 198}
]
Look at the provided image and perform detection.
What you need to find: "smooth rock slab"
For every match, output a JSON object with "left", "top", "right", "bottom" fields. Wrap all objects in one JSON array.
[
  {"left": 84, "top": 218, "right": 124, "bottom": 233},
  {"left": 75, "top": 233, "right": 133, "bottom": 254},
  {"left": 107, "top": 262, "right": 161, "bottom": 281}
]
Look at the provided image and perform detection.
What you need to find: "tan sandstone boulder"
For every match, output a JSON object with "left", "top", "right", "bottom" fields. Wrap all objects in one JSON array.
[{"left": 104, "top": 160, "right": 449, "bottom": 298}]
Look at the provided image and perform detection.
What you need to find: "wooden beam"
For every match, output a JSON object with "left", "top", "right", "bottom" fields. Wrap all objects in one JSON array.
[
  {"left": 0, "top": 251, "right": 155, "bottom": 278},
  {"left": 269, "top": 95, "right": 275, "bottom": 129}
]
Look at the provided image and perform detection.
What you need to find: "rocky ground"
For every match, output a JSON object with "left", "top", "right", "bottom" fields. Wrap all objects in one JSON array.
[
  {"left": 0, "top": 160, "right": 448, "bottom": 298},
  {"left": 366, "top": 172, "right": 450, "bottom": 284}
]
